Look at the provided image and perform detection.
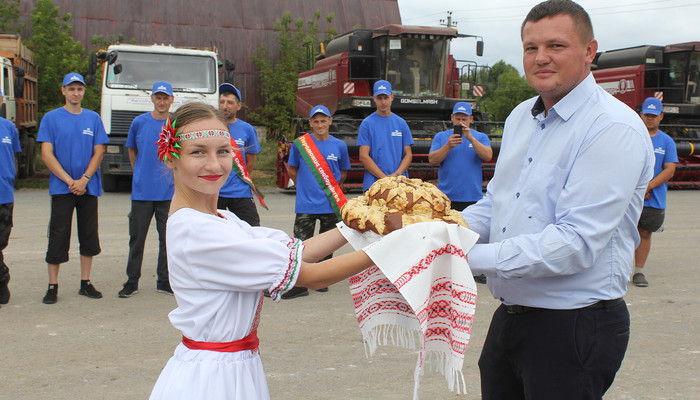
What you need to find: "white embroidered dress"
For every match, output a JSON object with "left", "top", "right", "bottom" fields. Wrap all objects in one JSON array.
[{"left": 150, "top": 208, "right": 302, "bottom": 400}]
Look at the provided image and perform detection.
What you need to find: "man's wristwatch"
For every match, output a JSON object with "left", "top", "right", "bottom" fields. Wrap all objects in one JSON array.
[{"left": 83, "top": 174, "right": 92, "bottom": 181}]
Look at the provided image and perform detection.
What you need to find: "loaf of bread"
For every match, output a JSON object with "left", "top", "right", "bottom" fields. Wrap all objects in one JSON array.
[{"left": 341, "top": 176, "right": 469, "bottom": 235}]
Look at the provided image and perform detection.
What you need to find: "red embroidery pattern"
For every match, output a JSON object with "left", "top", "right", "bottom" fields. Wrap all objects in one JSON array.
[
  {"left": 269, "top": 239, "right": 303, "bottom": 300},
  {"left": 393, "top": 244, "right": 466, "bottom": 290}
]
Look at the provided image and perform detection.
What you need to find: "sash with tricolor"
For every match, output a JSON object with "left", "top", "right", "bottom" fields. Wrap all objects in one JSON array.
[
  {"left": 230, "top": 138, "right": 268, "bottom": 210},
  {"left": 293, "top": 133, "right": 347, "bottom": 218}
]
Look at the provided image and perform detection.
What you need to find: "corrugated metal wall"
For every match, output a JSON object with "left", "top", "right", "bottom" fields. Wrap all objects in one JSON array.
[{"left": 19, "top": 0, "right": 402, "bottom": 119}]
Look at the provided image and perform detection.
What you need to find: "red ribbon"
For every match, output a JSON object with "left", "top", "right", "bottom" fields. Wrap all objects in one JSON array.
[{"left": 182, "top": 329, "right": 259, "bottom": 353}]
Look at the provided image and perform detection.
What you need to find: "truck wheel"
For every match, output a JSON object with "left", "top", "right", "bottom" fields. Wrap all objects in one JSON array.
[
  {"left": 102, "top": 172, "right": 119, "bottom": 192},
  {"left": 26, "top": 137, "right": 36, "bottom": 177}
]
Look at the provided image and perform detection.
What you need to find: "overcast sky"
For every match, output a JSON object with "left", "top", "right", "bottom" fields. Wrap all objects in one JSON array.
[{"left": 397, "top": 0, "right": 699, "bottom": 74}]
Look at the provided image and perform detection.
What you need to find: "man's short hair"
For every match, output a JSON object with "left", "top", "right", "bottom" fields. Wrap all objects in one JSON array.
[{"left": 521, "top": 0, "right": 594, "bottom": 43}]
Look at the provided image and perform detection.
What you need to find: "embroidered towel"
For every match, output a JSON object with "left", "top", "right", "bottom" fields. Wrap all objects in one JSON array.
[{"left": 338, "top": 221, "right": 479, "bottom": 399}]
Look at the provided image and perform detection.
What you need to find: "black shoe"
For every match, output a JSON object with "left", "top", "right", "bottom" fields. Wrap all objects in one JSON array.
[
  {"left": 79, "top": 280, "right": 103, "bottom": 299},
  {"left": 474, "top": 275, "right": 487, "bottom": 284},
  {"left": 632, "top": 273, "right": 649, "bottom": 287},
  {"left": 43, "top": 284, "right": 58, "bottom": 304},
  {"left": 316, "top": 287, "right": 329, "bottom": 292},
  {"left": 0, "top": 273, "right": 10, "bottom": 304},
  {"left": 118, "top": 281, "right": 139, "bottom": 298},
  {"left": 263, "top": 289, "right": 271, "bottom": 298},
  {"left": 156, "top": 280, "right": 174, "bottom": 295},
  {"left": 281, "top": 287, "right": 309, "bottom": 300}
]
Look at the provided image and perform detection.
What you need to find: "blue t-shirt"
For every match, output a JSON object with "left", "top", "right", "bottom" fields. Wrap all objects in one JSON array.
[
  {"left": 219, "top": 119, "right": 262, "bottom": 198},
  {"left": 37, "top": 107, "right": 109, "bottom": 196},
  {"left": 357, "top": 112, "right": 413, "bottom": 191},
  {"left": 0, "top": 117, "right": 21, "bottom": 204},
  {"left": 430, "top": 128, "right": 490, "bottom": 202},
  {"left": 646, "top": 130, "right": 678, "bottom": 209},
  {"left": 126, "top": 112, "right": 174, "bottom": 201},
  {"left": 288, "top": 134, "right": 350, "bottom": 214}
]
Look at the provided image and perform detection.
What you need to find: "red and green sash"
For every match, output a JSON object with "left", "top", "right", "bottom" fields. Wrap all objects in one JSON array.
[
  {"left": 230, "top": 138, "right": 268, "bottom": 210},
  {"left": 294, "top": 133, "right": 347, "bottom": 219}
]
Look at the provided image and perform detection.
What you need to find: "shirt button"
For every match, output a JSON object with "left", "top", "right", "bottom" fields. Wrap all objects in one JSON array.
[
  {"left": 516, "top": 192, "right": 520, "bottom": 198},
  {"left": 541, "top": 124, "right": 546, "bottom": 129},
  {"left": 528, "top": 157, "right": 533, "bottom": 163},
  {"left": 502, "top": 227, "right": 506, "bottom": 233}
]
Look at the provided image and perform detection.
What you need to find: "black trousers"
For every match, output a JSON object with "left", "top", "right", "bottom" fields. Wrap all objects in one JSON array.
[
  {"left": 217, "top": 197, "right": 260, "bottom": 227},
  {"left": 0, "top": 203, "right": 13, "bottom": 280},
  {"left": 125, "top": 200, "right": 170, "bottom": 284},
  {"left": 46, "top": 194, "right": 101, "bottom": 264},
  {"left": 293, "top": 213, "right": 339, "bottom": 262},
  {"left": 479, "top": 301, "right": 630, "bottom": 400}
]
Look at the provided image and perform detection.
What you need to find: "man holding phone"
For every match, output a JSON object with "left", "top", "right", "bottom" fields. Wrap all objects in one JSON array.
[{"left": 429, "top": 102, "right": 492, "bottom": 211}]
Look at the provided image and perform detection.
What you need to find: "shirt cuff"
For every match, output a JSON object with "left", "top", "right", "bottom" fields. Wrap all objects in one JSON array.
[{"left": 467, "top": 243, "right": 498, "bottom": 277}]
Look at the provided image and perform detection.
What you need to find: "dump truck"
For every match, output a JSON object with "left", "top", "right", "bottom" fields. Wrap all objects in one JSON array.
[
  {"left": 277, "top": 24, "right": 489, "bottom": 190},
  {"left": 87, "top": 43, "right": 234, "bottom": 191},
  {"left": 0, "top": 34, "right": 38, "bottom": 178}
]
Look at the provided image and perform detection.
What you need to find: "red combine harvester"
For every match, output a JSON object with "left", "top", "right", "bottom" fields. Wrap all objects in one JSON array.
[
  {"left": 276, "top": 24, "right": 489, "bottom": 191},
  {"left": 592, "top": 42, "right": 700, "bottom": 188}
]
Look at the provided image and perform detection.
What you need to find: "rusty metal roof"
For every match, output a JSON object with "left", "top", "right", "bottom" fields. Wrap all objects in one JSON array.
[{"left": 19, "top": 0, "right": 402, "bottom": 120}]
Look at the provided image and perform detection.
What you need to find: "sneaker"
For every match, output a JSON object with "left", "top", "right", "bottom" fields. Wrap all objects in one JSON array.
[
  {"left": 79, "top": 280, "right": 103, "bottom": 299},
  {"left": 43, "top": 284, "right": 58, "bottom": 304},
  {"left": 632, "top": 273, "right": 649, "bottom": 287},
  {"left": 118, "top": 282, "right": 139, "bottom": 298},
  {"left": 474, "top": 275, "right": 487, "bottom": 284},
  {"left": 316, "top": 287, "right": 329, "bottom": 293},
  {"left": 281, "top": 287, "right": 309, "bottom": 300},
  {"left": 0, "top": 273, "right": 10, "bottom": 304},
  {"left": 156, "top": 280, "right": 174, "bottom": 295}
]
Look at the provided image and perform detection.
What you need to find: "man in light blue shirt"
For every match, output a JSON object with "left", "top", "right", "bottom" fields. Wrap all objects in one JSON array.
[{"left": 460, "top": 1, "right": 655, "bottom": 398}]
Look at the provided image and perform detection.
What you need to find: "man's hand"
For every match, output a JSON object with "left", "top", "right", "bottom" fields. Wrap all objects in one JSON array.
[{"left": 69, "top": 177, "right": 88, "bottom": 196}]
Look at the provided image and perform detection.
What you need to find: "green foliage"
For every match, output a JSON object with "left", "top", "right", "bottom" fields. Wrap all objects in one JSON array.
[
  {"left": 0, "top": 0, "right": 22, "bottom": 33},
  {"left": 27, "top": 0, "right": 86, "bottom": 116},
  {"left": 250, "top": 11, "right": 337, "bottom": 141},
  {"left": 478, "top": 60, "right": 536, "bottom": 121}
]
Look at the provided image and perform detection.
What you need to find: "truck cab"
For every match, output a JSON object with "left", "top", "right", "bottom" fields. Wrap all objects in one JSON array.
[{"left": 90, "top": 44, "right": 231, "bottom": 191}]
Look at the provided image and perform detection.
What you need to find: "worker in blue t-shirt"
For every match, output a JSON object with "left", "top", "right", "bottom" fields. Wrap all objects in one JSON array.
[
  {"left": 118, "top": 81, "right": 176, "bottom": 298},
  {"left": 217, "top": 83, "right": 262, "bottom": 226},
  {"left": 0, "top": 88, "right": 22, "bottom": 307},
  {"left": 633, "top": 97, "right": 678, "bottom": 287},
  {"left": 429, "top": 102, "right": 492, "bottom": 212},
  {"left": 357, "top": 80, "right": 414, "bottom": 191},
  {"left": 37, "top": 72, "right": 109, "bottom": 304},
  {"left": 281, "top": 105, "right": 350, "bottom": 299}
]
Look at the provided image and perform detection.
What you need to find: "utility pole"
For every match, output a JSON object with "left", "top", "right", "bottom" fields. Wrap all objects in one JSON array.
[{"left": 440, "top": 11, "right": 458, "bottom": 28}]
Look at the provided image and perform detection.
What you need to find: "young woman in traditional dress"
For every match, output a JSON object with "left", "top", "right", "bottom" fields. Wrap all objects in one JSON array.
[{"left": 149, "top": 102, "right": 374, "bottom": 399}]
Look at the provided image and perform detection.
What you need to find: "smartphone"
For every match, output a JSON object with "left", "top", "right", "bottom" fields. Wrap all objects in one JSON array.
[{"left": 453, "top": 125, "right": 463, "bottom": 136}]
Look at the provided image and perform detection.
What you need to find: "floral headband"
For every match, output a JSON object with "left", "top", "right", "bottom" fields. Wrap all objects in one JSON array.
[{"left": 156, "top": 117, "right": 231, "bottom": 162}]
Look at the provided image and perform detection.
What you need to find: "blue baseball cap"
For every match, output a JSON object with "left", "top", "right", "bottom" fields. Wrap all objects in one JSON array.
[
  {"left": 309, "top": 105, "right": 331, "bottom": 119},
  {"left": 641, "top": 97, "right": 662, "bottom": 115},
  {"left": 219, "top": 83, "right": 241, "bottom": 101},
  {"left": 62, "top": 72, "right": 86, "bottom": 87},
  {"left": 452, "top": 102, "right": 472, "bottom": 116},
  {"left": 373, "top": 80, "right": 392, "bottom": 96},
  {"left": 152, "top": 81, "right": 173, "bottom": 96}
]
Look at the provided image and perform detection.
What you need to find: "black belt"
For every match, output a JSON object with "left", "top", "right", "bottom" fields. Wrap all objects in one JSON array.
[{"left": 504, "top": 298, "right": 624, "bottom": 315}]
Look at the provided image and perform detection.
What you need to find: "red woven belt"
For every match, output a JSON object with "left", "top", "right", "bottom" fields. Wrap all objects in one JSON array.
[{"left": 182, "top": 329, "right": 259, "bottom": 352}]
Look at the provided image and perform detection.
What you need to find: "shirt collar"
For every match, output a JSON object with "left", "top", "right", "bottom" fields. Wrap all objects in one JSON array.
[{"left": 530, "top": 73, "right": 597, "bottom": 121}]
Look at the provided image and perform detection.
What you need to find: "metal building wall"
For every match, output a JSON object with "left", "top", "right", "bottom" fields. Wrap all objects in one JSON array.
[{"left": 19, "top": 0, "right": 402, "bottom": 119}]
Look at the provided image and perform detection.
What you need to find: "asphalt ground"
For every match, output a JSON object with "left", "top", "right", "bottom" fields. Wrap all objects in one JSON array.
[{"left": 0, "top": 188, "right": 698, "bottom": 399}]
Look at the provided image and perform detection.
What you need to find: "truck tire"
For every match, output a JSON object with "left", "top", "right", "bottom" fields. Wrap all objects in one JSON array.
[
  {"left": 25, "top": 137, "right": 35, "bottom": 177},
  {"left": 102, "top": 172, "right": 119, "bottom": 192}
]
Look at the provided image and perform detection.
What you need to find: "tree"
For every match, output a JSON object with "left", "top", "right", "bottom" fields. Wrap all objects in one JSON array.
[
  {"left": 27, "top": 0, "right": 86, "bottom": 115},
  {"left": 478, "top": 60, "right": 536, "bottom": 121},
  {"left": 250, "top": 11, "right": 337, "bottom": 140},
  {"left": 0, "top": 0, "right": 22, "bottom": 33}
]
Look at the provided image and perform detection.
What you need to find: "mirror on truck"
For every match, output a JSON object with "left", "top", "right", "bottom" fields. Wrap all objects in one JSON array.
[
  {"left": 13, "top": 66, "right": 25, "bottom": 98},
  {"left": 224, "top": 59, "right": 235, "bottom": 84},
  {"left": 86, "top": 53, "right": 98, "bottom": 85},
  {"left": 113, "top": 64, "right": 122, "bottom": 75},
  {"left": 106, "top": 51, "right": 118, "bottom": 65},
  {"left": 476, "top": 40, "right": 484, "bottom": 57}
]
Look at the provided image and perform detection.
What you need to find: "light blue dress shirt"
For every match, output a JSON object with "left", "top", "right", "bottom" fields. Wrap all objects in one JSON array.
[{"left": 462, "top": 74, "right": 655, "bottom": 309}]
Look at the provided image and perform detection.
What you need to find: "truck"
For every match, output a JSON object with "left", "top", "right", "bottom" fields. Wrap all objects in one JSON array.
[
  {"left": 0, "top": 34, "right": 38, "bottom": 178},
  {"left": 277, "top": 24, "right": 489, "bottom": 190},
  {"left": 592, "top": 42, "right": 700, "bottom": 188},
  {"left": 87, "top": 43, "right": 234, "bottom": 191}
]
